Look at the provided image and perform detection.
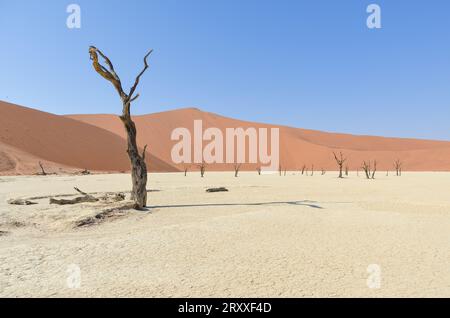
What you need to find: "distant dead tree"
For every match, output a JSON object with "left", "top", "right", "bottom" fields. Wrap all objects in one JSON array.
[
  {"left": 361, "top": 160, "right": 377, "bottom": 179},
  {"left": 394, "top": 159, "right": 403, "bottom": 176},
  {"left": 333, "top": 152, "right": 347, "bottom": 178},
  {"left": 301, "top": 165, "right": 306, "bottom": 175},
  {"left": 361, "top": 161, "right": 371, "bottom": 179},
  {"left": 256, "top": 166, "right": 262, "bottom": 175},
  {"left": 386, "top": 170, "right": 389, "bottom": 177},
  {"left": 183, "top": 165, "right": 190, "bottom": 177},
  {"left": 371, "top": 160, "right": 377, "bottom": 179},
  {"left": 89, "top": 46, "right": 152, "bottom": 209},
  {"left": 284, "top": 168, "right": 287, "bottom": 176},
  {"left": 321, "top": 168, "right": 326, "bottom": 175},
  {"left": 234, "top": 163, "right": 242, "bottom": 177},
  {"left": 38, "top": 161, "right": 47, "bottom": 176},
  {"left": 310, "top": 164, "right": 314, "bottom": 176},
  {"left": 198, "top": 162, "right": 207, "bottom": 177},
  {"left": 279, "top": 165, "right": 282, "bottom": 176},
  {"left": 345, "top": 165, "right": 349, "bottom": 176}
]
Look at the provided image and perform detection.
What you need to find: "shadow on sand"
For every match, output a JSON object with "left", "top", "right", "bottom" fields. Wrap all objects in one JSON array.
[{"left": 148, "top": 200, "right": 323, "bottom": 210}]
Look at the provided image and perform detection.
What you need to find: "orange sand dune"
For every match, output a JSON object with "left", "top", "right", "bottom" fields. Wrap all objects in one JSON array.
[
  {"left": 0, "top": 101, "right": 177, "bottom": 175},
  {"left": 2, "top": 100, "right": 450, "bottom": 175},
  {"left": 68, "top": 107, "right": 450, "bottom": 172}
]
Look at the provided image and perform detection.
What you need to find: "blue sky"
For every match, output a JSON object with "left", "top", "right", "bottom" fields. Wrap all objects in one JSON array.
[{"left": 1, "top": 0, "right": 450, "bottom": 140}]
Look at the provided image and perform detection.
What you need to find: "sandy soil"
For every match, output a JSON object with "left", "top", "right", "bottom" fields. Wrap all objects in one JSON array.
[{"left": 0, "top": 172, "right": 449, "bottom": 297}]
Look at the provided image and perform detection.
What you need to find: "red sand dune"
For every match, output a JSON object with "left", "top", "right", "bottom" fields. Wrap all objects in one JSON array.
[
  {"left": 0, "top": 101, "right": 177, "bottom": 175},
  {"left": 2, "top": 100, "right": 450, "bottom": 175},
  {"left": 68, "top": 107, "right": 450, "bottom": 172}
]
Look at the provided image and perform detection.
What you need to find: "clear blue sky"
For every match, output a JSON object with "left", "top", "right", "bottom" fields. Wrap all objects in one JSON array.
[{"left": 1, "top": 0, "right": 450, "bottom": 140}]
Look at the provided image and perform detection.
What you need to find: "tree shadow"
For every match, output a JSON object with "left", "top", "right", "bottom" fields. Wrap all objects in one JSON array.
[{"left": 148, "top": 200, "right": 323, "bottom": 210}]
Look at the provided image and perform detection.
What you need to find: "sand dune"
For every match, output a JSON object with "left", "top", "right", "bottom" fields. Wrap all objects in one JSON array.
[
  {"left": 68, "top": 108, "right": 450, "bottom": 172},
  {"left": 0, "top": 101, "right": 177, "bottom": 174},
  {"left": 2, "top": 100, "right": 450, "bottom": 175}
]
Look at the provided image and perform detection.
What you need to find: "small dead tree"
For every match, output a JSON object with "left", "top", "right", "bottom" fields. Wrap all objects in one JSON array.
[
  {"left": 333, "top": 152, "right": 347, "bottom": 178},
  {"left": 310, "top": 164, "right": 314, "bottom": 176},
  {"left": 279, "top": 165, "right": 282, "bottom": 176},
  {"left": 234, "top": 163, "right": 242, "bottom": 177},
  {"left": 183, "top": 165, "right": 189, "bottom": 177},
  {"left": 321, "top": 168, "right": 326, "bottom": 175},
  {"left": 361, "top": 161, "right": 371, "bottom": 179},
  {"left": 361, "top": 160, "right": 377, "bottom": 179},
  {"left": 38, "top": 161, "right": 47, "bottom": 176},
  {"left": 371, "top": 160, "right": 377, "bottom": 179},
  {"left": 198, "top": 162, "right": 207, "bottom": 177},
  {"left": 345, "top": 165, "right": 349, "bottom": 176},
  {"left": 301, "top": 165, "right": 306, "bottom": 175},
  {"left": 89, "top": 46, "right": 152, "bottom": 209},
  {"left": 394, "top": 159, "right": 403, "bottom": 176},
  {"left": 256, "top": 166, "right": 262, "bottom": 175}
]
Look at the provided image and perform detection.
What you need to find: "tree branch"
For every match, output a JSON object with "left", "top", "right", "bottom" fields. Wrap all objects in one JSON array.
[
  {"left": 89, "top": 46, "right": 125, "bottom": 98},
  {"left": 128, "top": 50, "right": 153, "bottom": 100},
  {"left": 142, "top": 145, "right": 148, "bottom": 160}
]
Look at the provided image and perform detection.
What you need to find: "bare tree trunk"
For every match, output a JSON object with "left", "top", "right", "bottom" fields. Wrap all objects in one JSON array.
[
  {"left": 394, "top": 159, "right": 403, "bottom": 176},
  {"left": 38, "top": 161, "right": 47, "bottom": 176},
  {"left": 198, "top": 162, "right": 206, "bottom": 177},
  {"left": 120, "top": 109, "right": 147, "bottom": 208},
  {"left": 371, "top": 160, "right": 377, "bottom": 179},
  {"left": 333, "top": 152, "right": 346, "bottom": 178},
  {"left": 234, "top": 164, "right": 241, "bottom": 177}
]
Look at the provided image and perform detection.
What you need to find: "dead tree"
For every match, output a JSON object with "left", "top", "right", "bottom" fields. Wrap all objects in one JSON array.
[
  {"left": 345, "top": 165, "right": 349, "bottom": 176},
  {"left": 256, "top": 167, "right": 262, "bottom": 175},
  {"left": 371, "top": 160, "right": 377, "bottom": 179},
  {"left": 394, "top": 159, "right": 403, "bottom": 176},
  {"left": 89, "top": 46, "right": 152, "bottom": 209},
  {"left": 284, "top": 168, "right": 287, "bottom": 176},
  {"left": 301, "top": 165, "right": 306, "bottom": 175},
  {"left": 361, "top": 160, "right": 377, "bottom": 179},
  {"left": 321, "top": 168, "right": 326, "bottom": 175},
  {"left": 234, "top": 163, "right": 242, "bottom": 177},
  {"left": 38, "top": 161, "right": 47, "bottom": 176},
  {"left": 361, "top": 161, "right": 371, "bottom": 179},
  {"left": 310, "top": 164, "right": 314, "bottom": 176},
  {"left": 198, "top": 162, "right": 207, "bottom": 177},
  {"left": 279, "top": 165, "right": 282, "bottom": 176},
  {"left": 333, "top": 152, "right": 347, "bottom": 178},
  {"left": 183, "top": 165, "right": 189, "bottom": 177}
]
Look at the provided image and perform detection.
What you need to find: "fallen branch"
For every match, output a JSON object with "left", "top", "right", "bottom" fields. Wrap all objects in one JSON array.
[
  {"left": 50, "top": 187, "right": 99, "bottom": 205},
  {"left": 7, "top": 199, "right": 37, "bottom": 206},
  {"left": 75, "top": 204, "right": 135, "bottom": 228},
  {"left": 206, "top": 187, "right": 229, "bottom": 193}
]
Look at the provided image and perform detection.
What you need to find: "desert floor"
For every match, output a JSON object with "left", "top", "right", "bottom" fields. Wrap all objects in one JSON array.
[{"left": 0, "top": 171, "right": 449, "bottom": 297}]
